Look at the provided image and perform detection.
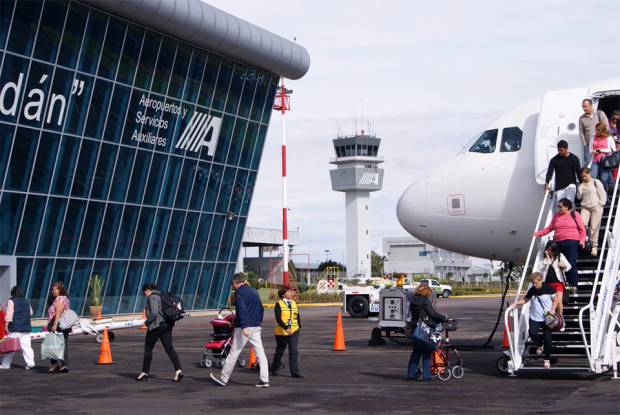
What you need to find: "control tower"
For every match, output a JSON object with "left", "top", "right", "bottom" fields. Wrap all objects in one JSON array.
[{"left": 330, "top": 133, "right": 384, "bottom": 280}]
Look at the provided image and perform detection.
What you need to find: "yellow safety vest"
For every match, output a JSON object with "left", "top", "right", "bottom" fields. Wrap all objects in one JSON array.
[{"left": 274, "top": 299, "right": 300, "bottom": 336}]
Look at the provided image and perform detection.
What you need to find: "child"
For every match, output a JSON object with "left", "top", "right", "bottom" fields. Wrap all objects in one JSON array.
[{"left": 512, "top": 273, "right": 559, "bottom": 369}]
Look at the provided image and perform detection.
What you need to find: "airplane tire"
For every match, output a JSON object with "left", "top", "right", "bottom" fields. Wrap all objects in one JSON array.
[
  {"left": 496, "top": 356, "right": 510, "bottom": 375},
  {"left": 347, "top": 296, "right": 369, "bottom": 318}
]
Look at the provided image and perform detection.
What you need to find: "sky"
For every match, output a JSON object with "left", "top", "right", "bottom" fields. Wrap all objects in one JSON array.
[{"left": 207, "top": 0, "right": 619, "bottom": 265}]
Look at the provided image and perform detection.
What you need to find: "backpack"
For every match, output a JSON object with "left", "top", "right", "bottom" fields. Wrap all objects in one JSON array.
[{"left": 159, "top": 292, "right": 185, "bottom": 323}]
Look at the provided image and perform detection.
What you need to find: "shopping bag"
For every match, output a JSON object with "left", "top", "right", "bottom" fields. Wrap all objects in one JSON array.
[
  {"left": 41, "top": 333, "right": 65, "bottom": 360},
  {"left": 0, "top": 337, "right": 21, "bottom": 354},
  {"left": 59, "top": 309, "right": 78, "bottom": 330}
]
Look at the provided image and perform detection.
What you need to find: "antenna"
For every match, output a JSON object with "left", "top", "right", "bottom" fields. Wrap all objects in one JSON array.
[{"left": 360, "top": 98, "right": 364, "bottom": 135}]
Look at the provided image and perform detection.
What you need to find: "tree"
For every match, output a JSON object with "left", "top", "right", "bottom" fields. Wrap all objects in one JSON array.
[
  {"left": 371, "top": 251, "right": 386, "bottom": 277},
  {"left": 318, "top": 260, "right": 346, "bottom": 272}
]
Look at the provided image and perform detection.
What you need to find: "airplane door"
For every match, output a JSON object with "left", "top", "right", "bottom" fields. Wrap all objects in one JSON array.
[{"left": 534, "top": 88, "right": 588, "bottom": 184}]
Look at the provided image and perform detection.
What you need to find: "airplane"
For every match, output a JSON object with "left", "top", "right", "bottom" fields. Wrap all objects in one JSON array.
[{"left": 396, "top": 78, "right": 620, "bottom": 263}]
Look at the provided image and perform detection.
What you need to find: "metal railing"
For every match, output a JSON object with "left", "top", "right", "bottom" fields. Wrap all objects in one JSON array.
[{"left": 504, "top": 190, "right": 553, "bottom": 373}]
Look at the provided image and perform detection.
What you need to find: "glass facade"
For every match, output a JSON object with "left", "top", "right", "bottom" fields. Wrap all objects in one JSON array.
[{"left": 0, "top": 0, "right": 277, "bottom": 316}]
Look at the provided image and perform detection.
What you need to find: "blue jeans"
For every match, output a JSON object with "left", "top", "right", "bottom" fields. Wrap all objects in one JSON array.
[
  {"left": 584, "top": 144, "right": 592, "bottom": 166},
  {"left": 591, "top": 161, "right": 612, "bottom": 192},
  {"left": 408, "top": 347, "right": 432, "bottom": 380},
  {"left": 556, "top": 239, "right": 579, "bottom": 286},
  {"left": 528, "top": 319, "right": 552, "bottom": 360}
]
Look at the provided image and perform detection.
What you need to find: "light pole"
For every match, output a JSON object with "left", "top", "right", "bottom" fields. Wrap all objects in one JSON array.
[{"left": 324, "top": 249, "right": 331, "bottom": 262}]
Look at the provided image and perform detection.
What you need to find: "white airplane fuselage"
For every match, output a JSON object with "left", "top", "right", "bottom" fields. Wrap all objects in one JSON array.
[{"left": 397, "top": 79, "right": 620, "bottom": 263}]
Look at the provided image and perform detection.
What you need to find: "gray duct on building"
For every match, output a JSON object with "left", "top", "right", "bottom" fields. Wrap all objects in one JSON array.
[{"left": 81, "top": 0, "right": 310, "bottom": 79}]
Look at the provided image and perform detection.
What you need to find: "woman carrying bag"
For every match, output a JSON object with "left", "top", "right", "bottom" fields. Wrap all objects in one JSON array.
[
  {"left": 0, "top": 286, "right": 35, "bottom": 370},
  {"left": 407, "top": 285, "right": 446, "bottom": 381},
  {"left": 538, "top": 241, "right": 570, "bottom": 317},
  {"left": 46, "top": 281, "right": 72, "bottom": 373}
]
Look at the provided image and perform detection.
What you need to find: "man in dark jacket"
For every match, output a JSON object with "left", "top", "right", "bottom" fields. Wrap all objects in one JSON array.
[
  {"left": 211, "top": 274, "right": 269, "bottom": 388},
  {"left": 545, "top": 140, "right": 581, "bottom": 212}
]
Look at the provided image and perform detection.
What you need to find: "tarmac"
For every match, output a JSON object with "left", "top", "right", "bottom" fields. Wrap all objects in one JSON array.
[{"left": 0, "top": 297, "right": 618, "bottom": 415}]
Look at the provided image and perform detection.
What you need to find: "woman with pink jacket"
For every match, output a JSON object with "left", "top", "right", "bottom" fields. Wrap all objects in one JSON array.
[{"left": 534, "top": 198, "right": 586, "bottom": 295}]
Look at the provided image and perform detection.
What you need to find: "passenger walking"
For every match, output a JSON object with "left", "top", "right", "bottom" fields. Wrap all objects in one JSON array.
[
  {"left": 538, "top": 241, "right": 570, "bottom": 316},
  {"left": 136, "top": 283, "right": 183, "bottom": 382},
  {"left": 611, "top": 111, "right": 620, "bottom": 183},
  {"left": 577, "top": 167, "right": 607, "bottom": 256},
  {"left": 579, "top": 98, "right": 609, "bottom": 165},
  {"left": 211, "top": 273, "right": 270, "bottom": 388},
  {"left": 271, "top": 286, "right": 303, "bottom": 378},
  {"left": 534, "top": 198, "right": 586, "bottom": 295},
  {"left": 589, "top": 122, "right": 615, "bottom": 192},
  {"left": 0, "top": 287, "right": 35, "bottom": 370},
  {"left": 47, "top": 281, "right": 71, "bottom": 373},
  {"left": 544, "top": 140, "right": 581, "bottom": 211},
  {"left": 407, "top": 285, "right": 446, "bottom": 381},
  {"left": 512, "top": 273, "right": 559, "bottom": 369}
]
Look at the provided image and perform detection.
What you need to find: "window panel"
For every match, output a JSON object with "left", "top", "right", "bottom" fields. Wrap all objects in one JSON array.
[
  {"left": 57, "top": 198, "right": 86, "bottom": 256},
  {"left": 17, "top": 61, "right": 54, "bottom": 129},
  {"left": 0, "top": 123, "right": 15, "bottom": 184},
  {"left": 203, "top": 163, "right": 223, "bottom": 213},
  {"left": 29, "top": 258, "right": 54, "bottom": 317},
  {"left": 229, "top": 168, "right": 247, "bottom": 215},
  {"left": 0, "top": 53, "right": 29, "bottom": 124},
  {"left": 104, "top": 84, "right": 131, "bottom": 142},
  {"left": 77, "top": 10, "right": 108, "bottom": 75},
  {"left": 217, "top": 217, "right": 238, "bottom": 261},
  {"left": 36, "top": 197, "right": 66, "bottom": 255},
  {"left": 16, "top": 258, "right": 33, "bottom": 297},
  {"left": 159, "top": 155, "right": 182, "bottom": 207},
  {"left": 226, "top": 119, "right": 247, "bottom": 166},
  {"left": 78, "top": 201, "right": 105, "bottom": 257},
  {"left": 197, "top": 54, "right": 220, "bottom": 108},
  {"left": 174, "top": 158, "right": 197, "bottom": 209},
  {"left": 64, "top": 75, "right": 94, "bottom": 135},
  {"left": 33, "top": 1, "right": 68, "bottom": 63},
  {"left": 143, "top": 152, "right": 167, "bottom": 205},
  {"left": 0, "top": 1, "right": 16, "bottom": 50},
  {"left": 15, "top": 195, "right": 46, "bottom": 255},
  {"left": 116, "top": 26, "right": 143, "bottom": 85},
  {"left": 71, "top": 139, "right": 99, "bottom": 197},
  {"left": 131, "top": 207, "right": 155, "bottom": 258},
  {"left": 57, "top": 2, "right": 89, "bottom": 69},
  {"left": 51, "top": 135, "right": 80, "bottom": 195},
  {"left": 51, "top": 259, "right": 73, "bottom": 287},
  {"left": 169, "top": 262, "right": 188, "bottom": 297},
  {"left": 261, "top": 79, "right": 277, "bottom": 124},
  {"left": 5, "top": 126, "right": 38, "bottom": 191},
  {"left": 114, "top": 205, "right": 139, "bottom": 258},
  {"left": 6, "top": 0, "right": 41, "bottom": 56},
  {"left": 211, "top": 60, "right": 232, "bottom": 112},
  {"left": 182, "top": 263, "right": 202, "bottom": 308},
  {"left": 118, "top": 261, "right": 144, "bottom": 313},
  {"left": 109, "top": 146, "right": 136, "bottom": 202},
  {"left": 43, "top": 67, "right": 72, "bottom": 132},
  {"left": 216, "top": 166, "right": 237, "bottom": 214},
  {"left": 177, "top": 211, "right": 199, "bottom": 260},
  {"left": 251, "top": 125, "right": 268, "bottom": 170},
  {"left": 90, "top": 143, "right": 118, "bottom": 199},
  {"left": 126, "top": 149, "right": 152, "bottom": 204},
  {"left": 136, "top": 261, "right": 159, "bottom": 310},
  {"left": 183, "top": 50, "right": 206, "bottom": 103},
  {"left": 156, "top": 261, "right": 174, "bottom": 293},
  {"left": 97, "top": 203, "right": 122, "bottom": 257},
  {"left": 29, "top": 131, "right": 60, "bottom": 193},
  {"left": 239, "top": 122, "right": 258, "bottom": 168},
  {"left": 205, "top": 214, "right": 224, "bottom": 261},
  {"left": 188, "top": 161, "right": 211, "bottom": 210},
  {"left": 213, "top": 114, "right": 234, "bottom": 164},
  {"left": 207, "top": 263, "right": 228, "bottom": 309},
  {"left": 191, "top": 213, "right": 212, "bottom": 261},
  {"left": 121, "top": 89, "right": 145, "bottom": 145},
  {"left": 147, "top": 208, "right": 171, "bottom": 259},
  {"left": 84, "top": 79, "right": 113, "bottom": 139},
  {"left": 68, "top": 260, "right": 93, "bottom": 316},
  {"left": 228, "top": 216, "right": 247, "bottom": 262},
  {"left": 225, "top": 65, "right": 244, "bottom": 115},
  {"left": 238, "top": 70, "right": 258, "bottom": 119},
  {"left": 134, "top": 31, "right": 160, "bottom": 90},
  {"left": 241, "top": 171, "right": 257, "bottom": 217},
  {"left": 152, "top": 38, "right": 176, "bottom": 95},
  {"left": 163, "top": 210, "right": 185, "bottom": 259},
  {"left": 193, "top": 262, "right": 214, "bottom": 309},
  {"left": 500, "top": 127, "right": 523, "bottom": 153},
  {"left": 0, "top": 192, "right": 26, "bottom": 254},
  {"left": 97, "top": 17, "right": 126, "bottom": 80},
  {"left": 250, "top": 74, "right": 269, "bottom": 122},
  {"left": 102, "top": 260, "right": 127, "bottom": 314}
]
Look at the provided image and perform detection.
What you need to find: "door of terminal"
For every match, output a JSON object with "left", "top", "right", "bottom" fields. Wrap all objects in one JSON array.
[{"left": 0, "top": 256, "right": 17, "bottom": 307}]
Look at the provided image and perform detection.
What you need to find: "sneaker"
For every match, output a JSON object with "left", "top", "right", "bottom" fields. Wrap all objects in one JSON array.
[
  {"left": 536, "top": 346, "right": 544, "bottom": 356},
  {"left": 25, "top": 365, "right": 35, "bottom": 370},
  {"left": 591, "top": 248, "right": 598, "bottom": 256},
  {"left": 255, "top": 380, "right": 270, "bottom": 388},
  {"left": 210, "top": 372, "right": 227, "bottom": 386},
  {"left": 0, "top": 366, "right": 10, "bottom": 370},
  {"left": 543, "top": 360, "right": 551, "bottom": 369},
  {"left": 291, "top": 373, "right": 304, "bottom": 378}
]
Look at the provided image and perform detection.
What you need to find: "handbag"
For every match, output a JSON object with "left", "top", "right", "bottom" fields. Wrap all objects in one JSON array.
[
  {"left": 41, "top": 333, "right": 65, "bottom": 360},
  {"left": 0, "top": 337, "right": 21, "bottom": 354},
  {"left": 602, "top": 151, "right": 620, "bottom": 169},
  {"left": 536, "top": 297, "right": 564, "bottom": 331},
  {"left": 58, "top": 309, "right": 78, "bottom": 330},
  {"left": 410, "top": 306, "right": 440, "bottom": 351}
]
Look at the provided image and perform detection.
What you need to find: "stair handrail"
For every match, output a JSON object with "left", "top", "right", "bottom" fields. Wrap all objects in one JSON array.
[
  {"left": 590, "top": 172, "right": 620, "bottom": 361},
  {"left": 505, "top": 189, "right": 552, "bottom": 372},
  {"left": 579, "top": 171, "right": 620, "bottom": 365}
]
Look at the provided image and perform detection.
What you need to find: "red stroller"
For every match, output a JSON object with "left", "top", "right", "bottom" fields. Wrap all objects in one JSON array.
[{"left": 200, "top": 308, "right": 247, "bottom": 369}]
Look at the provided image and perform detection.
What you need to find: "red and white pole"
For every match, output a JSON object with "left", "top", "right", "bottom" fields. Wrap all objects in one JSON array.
[{"left": 274, "top": 78, "right": 291, "bottom": 286}]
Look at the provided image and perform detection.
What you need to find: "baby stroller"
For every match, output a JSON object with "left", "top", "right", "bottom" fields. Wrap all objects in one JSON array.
[
  {"left": 429, "top": 319, "right": 464, "bottom": 381},
  {"left": 200, "top": 308, "right": 247, "bottom": 369}
]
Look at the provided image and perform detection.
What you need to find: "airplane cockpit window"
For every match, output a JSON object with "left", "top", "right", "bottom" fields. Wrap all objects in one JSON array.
[
  {"left": 500, "top": 127, "right": 523, "bottom": 152},
  {"left": 468, "top": 129, "right": 498, "bottom": 153}
]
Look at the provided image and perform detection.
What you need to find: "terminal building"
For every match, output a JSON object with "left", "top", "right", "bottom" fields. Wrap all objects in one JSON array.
[
  {"left": 0, "top": 0, "right": 309, "bottom": 315},
  {"left": 382, "top": 237, "right": 473, "bottom": 281}
]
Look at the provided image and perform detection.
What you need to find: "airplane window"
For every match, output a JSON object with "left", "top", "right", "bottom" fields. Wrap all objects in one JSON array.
[
  {"left": 468, "top": 129, "right": 498, "bottom": 153},
  {"left": 500, "top": 127, "right": 523, "bottom": 152}
]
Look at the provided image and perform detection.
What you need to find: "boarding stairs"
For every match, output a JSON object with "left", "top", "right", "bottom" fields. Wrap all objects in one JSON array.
[{"left": 505, "top": 174, "right": 620, "bottom": 377}]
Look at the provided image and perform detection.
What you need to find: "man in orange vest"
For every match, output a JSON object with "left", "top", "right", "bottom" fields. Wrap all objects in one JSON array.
[{"left": 271, "top": 287, "right": 303, "bottom": 378}]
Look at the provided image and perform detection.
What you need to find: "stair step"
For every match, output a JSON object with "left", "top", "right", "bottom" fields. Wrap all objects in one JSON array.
[{"left": 518, "top": 366, "right": 591, "bottom": 372}]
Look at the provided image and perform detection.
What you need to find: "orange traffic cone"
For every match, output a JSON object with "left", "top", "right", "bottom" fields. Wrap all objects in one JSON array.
[
  {"left": 502, "top": 320, "right": 511, "bottom": 349},
  {"left": 139, "top": 311, "right": 147, "bottom": 331},
  {"left": 333, "top": 311, "right": 346, "bottom": 351},
  {"left": 98, "top": 328, "right": 114, "bottom": 365},
  {"left": 247, "top": 347, "right": 257, "bottom": 369}
]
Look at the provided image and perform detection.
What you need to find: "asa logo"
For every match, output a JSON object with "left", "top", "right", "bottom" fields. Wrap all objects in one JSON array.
[{"left": 175, "top": 111, "right": 222, "bottom": 156}]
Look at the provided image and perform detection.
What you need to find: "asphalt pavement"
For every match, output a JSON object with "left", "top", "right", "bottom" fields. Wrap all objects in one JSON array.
[{"left": 0, "top": 297, "right": 618, "bottom": 415}]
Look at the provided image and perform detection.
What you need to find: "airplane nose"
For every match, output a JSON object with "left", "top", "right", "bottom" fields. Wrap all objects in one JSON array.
[{"left": 397, "top": 177, "right": 430, "bottom": 237}]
